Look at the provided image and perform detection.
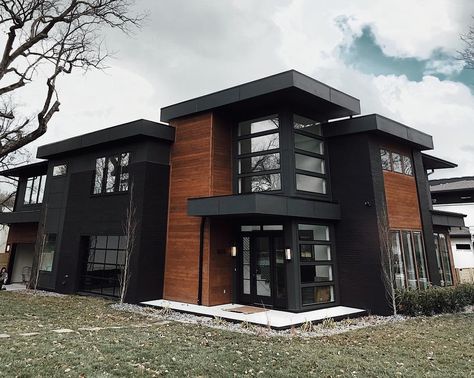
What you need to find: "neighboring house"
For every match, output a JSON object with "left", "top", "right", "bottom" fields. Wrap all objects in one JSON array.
[
  {"left": 0, "top": 70, "right": 465, "bottom": 314},
  {"left": 430, "top": 177, "right": 474, "bottom": 283}
]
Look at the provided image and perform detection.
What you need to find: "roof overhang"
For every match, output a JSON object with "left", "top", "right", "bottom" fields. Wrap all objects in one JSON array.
[
  {"left": 0, "top": 161, "right": 48, "bottom": 177},
  {"left": 37, "top": 119, "right": 175, "bottom": 159},
  {"left": 324, "top": 114, "right": 433, "bottom": 150},
  {"left": 0, "top": 210, "right": 40, "bottom": 224},
  {"left": 431, "top": 210, "right": 466, "bottom": 227},
  {"left": 188, "top": 193, "right": 341, "bottom": 220},
  {"left": 430, "top": 176, "right": 474, "bottom": 204},
  {"left": 422, "top": 154, "right": 457, "bottom": 170},
  {"left": 160, "top": 70, "right": 361, "bottom": 123}
]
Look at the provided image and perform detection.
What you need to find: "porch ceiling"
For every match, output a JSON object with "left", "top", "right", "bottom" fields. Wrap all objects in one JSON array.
[{"left": 187, "top": 193, "right": 341, "bottom": 220}]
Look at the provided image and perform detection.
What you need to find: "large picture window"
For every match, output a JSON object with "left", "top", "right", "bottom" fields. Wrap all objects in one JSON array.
[
  {"left": 80, "top": 235, "right": 127, "bottom": 297},
  {"left": 24, "top": 175, "right": 46, "bottom": 205},
  {"left": 237, "top": 115, "right": 281, "bottom": 193},
  {"left": 298, "top": 224, "right": 335, "bottom": 306},
  {"left": 93, "top": 153, "right": 130, "bottom": 194},
  {"left": 293, "top": 115, "right": 327, "bottom": 195},
  {"left": 390, "top": 230, "right": 429, "bottom": 289},
  {"left": 433, "top": 232, "right": 454, "bottom": 286}
]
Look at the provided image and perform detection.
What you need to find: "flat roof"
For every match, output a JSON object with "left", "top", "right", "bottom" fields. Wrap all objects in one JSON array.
[
  {"left": 431, "top": 209, "right": 466, "bottom": 227},
  {"left": 430, "top": 176, "right": 474, "bottom": 192},
  {"left": 422, "top": 154, "right": 457, "bottom": 170},
  {"left": 37, "top": 119, "right": 175, "bottom": 159},
  {"left": 0, "top": 161, "right": 48, "bottom": 177},
  {"left": 160, "top": 70, "right": 361, "bottom": 122},
  {"left": 323, "top": 114, "right": 433, "bottom": 150}
]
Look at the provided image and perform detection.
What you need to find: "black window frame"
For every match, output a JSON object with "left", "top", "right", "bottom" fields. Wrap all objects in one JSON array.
[
  {"left": 433, "top": 232, "right": 454, "bottom": 287},
  {"left": 293, "top": 114, "right": 328, "bottom": 196},
  {"left": 380, "top": 148, "right": 414, "bottom": 177},
  {"left": 23, "top": 175, "right": 46, "bottom": 205},
  {"left": 235, "top": 115, "right": 282, "bottom": 194},
  {"left": 92, "top": 152, "right": 130, "bottom": 195},
  {"left": 39, "top": 233, "right": 57, "bottom": 272},
  {"left": 52, "top": 164, "right": 67, "bottom": 177},
  {"left": 297, "top": 223, "right": 336, "bottom": 307}
]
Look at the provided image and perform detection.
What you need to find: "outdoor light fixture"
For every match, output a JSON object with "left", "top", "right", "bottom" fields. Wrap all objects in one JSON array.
[
  {"left": 285, "top": 248, "right": 292, "bottom": 261},
  {"left": 5, "top": 244, "right": 10, "bottom": 252},
  {"left": 230, "top": 246, "right": 237, "bottom": 257}
]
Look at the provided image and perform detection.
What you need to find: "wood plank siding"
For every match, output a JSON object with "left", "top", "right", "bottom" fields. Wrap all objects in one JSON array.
[
  {"left": 7, "top": 223, "right": 38, "bottom": 244},
  {"left": 383, "top": 171, "right": 422, "bottom": 230},
  {"left": 164, "top": 113, "right": 233, "bottom": 305}
]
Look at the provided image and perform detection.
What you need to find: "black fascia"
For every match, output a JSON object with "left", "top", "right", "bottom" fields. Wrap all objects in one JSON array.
[
  {"left": 160, "top": 70, "right": 361, "bottom": 122},
  {"left": 187, "top": 193, "right": 341, "bottom": 220},
  {"left": 0, "top": 209, "right": 41, "bottom": 224},
  {"left": 37, "top": 119, "right": 175, "bottom": 159},
  {"left": 431, "top": 209, "right": 466, "bottom": 227},
  {"left": 323, "top": 114, "right": 434, "bottom": 150},
  {"left": 422, "top": 153, "right": 457, "bottom": 170},
  {"left": 0, "top": 161, "right": 48, "bottom": 177}
]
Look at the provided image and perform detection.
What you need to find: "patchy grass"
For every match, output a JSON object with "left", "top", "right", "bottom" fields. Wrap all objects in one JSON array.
[{"left": 0, "top": 292, "right": 473, "bottom": 377}]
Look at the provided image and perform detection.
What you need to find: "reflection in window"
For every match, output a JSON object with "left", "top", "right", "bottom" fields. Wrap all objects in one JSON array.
[
  {"left": 381, "top": 148, "right": 413, "bottom": 176},
  {"left": 39, "top": 234, "right": 56, "bottom": 271},
  {"left": 434, "top": 233, "right": 453, "bottom": 286},
  {"left": 298, "top": 224, "right": 329, "bottom": 241},
  {"left": 80, "top": 235, "right": 128, "bottom": 298},
  {"left": 293, "top": 114, "right": 322, "bottom": 136},
  {"left": 391, "top": 231, "right": 406, "bottom": 289},
  {"left": 93, "top": 153, "right": 130, "bottom": 194},
  {"left": 301, "top": 265, "right": 333, "bottom": 283},
  {"left": 380, "top": 149, "right": 391, "bottom": 170},
  {"left": 392, "top": 153, "right": 402, "bottom": 173},
  {"left": 53, "top": 164, "right": 67, "bottom": 176},
  {"left": 238, "top": 115, "right": 279, "bottom": 136},
  {"left": 294, "top": 133, "right": 324, "bottom": 154},
  {"left": 300, "top": 244, "right": 331, "bottom": 261},
  {"left": 237, "top": 116, "right": 281, "bottom": 194},
  {"left": 402, "top": 231, "right": 418, "bottom": 289},
  {"left": 302, "top": 285, "right": 334, "bottom": 305},
  {"left": 238, "top": 153, "right": 280, "bottom": 174},
  {"left": 239, "top": 173, "right": 281, "bottom": 193},
  {"left": 24, "top": 175, "right": 46, "bottom": 205},
  {"left": 296, "top": 174, "right": 326, "bottom": 194},
  {"left": 295, "top": 153, "right": 325, "bottom": 174}
]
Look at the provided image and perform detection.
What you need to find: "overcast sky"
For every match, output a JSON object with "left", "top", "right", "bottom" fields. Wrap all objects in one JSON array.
[{"left": 20, "top": 0, "right": 474, "bottom": 225}]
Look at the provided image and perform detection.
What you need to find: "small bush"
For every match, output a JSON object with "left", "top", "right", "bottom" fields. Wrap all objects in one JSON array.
[{"left": 397, "top": 284, "right": 474, "bottom": 316}]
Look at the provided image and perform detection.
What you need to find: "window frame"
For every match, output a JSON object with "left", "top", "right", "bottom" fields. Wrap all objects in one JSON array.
[
  {"left": 433, "top": 232, "right": 454, "bottom": 286},
  {"left": 52, "top": 164, "right": 67, "bottom": 177},
  {"left": 23, "top": 175, "right": 46, "bottom": 205},
  {"left": 92, "top": 152, "right": 130, "bottom": 195},
  {"left": 293, "top": 114, "right": 328, "bottom": 196},
  {"left": 39, "top": 233, "right": 57, "bottom": 272},
  {"left": 235, "top": 115, "right": 282, "bottom": 194},
  {"left": 380, "top": 148, "right": 414, "bottom": 177}
]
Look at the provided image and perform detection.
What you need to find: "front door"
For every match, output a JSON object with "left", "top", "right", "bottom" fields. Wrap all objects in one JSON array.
[{"left": 240, "top": 233, "right": 286, "bottom": 308}]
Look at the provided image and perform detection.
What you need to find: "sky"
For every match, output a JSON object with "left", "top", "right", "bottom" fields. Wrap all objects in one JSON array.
[{"left": 16, "top": 0, "right": 474, "bottom": 226}]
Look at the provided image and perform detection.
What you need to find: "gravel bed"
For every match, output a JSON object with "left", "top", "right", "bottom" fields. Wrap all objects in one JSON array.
[{"left": 111, "top": 303, "right": 409, "bottom": 338}]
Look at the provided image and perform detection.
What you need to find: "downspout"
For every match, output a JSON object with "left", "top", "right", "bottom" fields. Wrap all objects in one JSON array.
[{"left": 197, "top": 216, "right": 207, "bottom": 305}]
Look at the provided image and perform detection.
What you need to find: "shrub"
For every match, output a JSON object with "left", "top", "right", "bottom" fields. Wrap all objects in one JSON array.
[{"left": 396, "top": 284, "right": 474, "bottom": 316}]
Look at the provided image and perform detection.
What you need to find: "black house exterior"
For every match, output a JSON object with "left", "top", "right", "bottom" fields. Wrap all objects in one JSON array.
[{"left": 0, "top": 71, "right": 465, "bottom": 313}]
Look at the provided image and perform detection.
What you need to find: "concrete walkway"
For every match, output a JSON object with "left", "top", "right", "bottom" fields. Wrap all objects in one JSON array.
[
  {"left": 2, "top": 283, "right": 27, "bottom": 291},
  {"left": 142, "top": 299, "right": 365, "bottom": 329}
]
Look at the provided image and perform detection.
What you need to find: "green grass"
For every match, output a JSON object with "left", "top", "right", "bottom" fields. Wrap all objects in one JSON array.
[{"left": 0, "top": 292, "right": 473, "bottom": 377}]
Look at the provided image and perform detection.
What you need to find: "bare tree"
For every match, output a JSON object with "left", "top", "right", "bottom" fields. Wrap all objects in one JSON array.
[
  {"left": 120, "top": 180, "right": 136, "bottom": 304},
  {"left": 0, "top": 0, "right": 143, "bottom": 159},
  {"left": 460, "top": 20, "right": 474, "bottom": 69},
  {"left": 377, "top": 207, "right": 398, "bottom": 315}
]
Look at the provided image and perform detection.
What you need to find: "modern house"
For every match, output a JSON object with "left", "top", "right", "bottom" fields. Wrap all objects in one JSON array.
[{"left": 0, "top": 70, "right": 465, "bottom": 314}]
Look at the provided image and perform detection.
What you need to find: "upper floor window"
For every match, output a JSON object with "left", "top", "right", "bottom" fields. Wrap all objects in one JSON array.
[
  {"left": 237, "top": 116, "right": 281, "bottom": 193},
  {"left": 24, "top": 175, "right": 46, "bottom": 205},
  {"left": 53, "top": 164, "right": 67, "bottom": 176},
  {"left": 93, "top": 153, "right": 130, "bottom": 195},
  {"left": 380, "top": 149, "right": 413, "bottom": 176},
  {"left": 294, "top": 115, "right": 327, "bottom": 195}
]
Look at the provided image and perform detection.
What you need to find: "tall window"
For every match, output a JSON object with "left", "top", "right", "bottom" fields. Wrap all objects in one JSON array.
[
  {"left": 39, "top": 234, "right": 56, "bottom": 272},
  {"left": 433, "top": 233, "right": 454, "bottom": 286},
  {"left": 80, "top": 235, "right": 127, "bottom": 297},
  {"left": 237, "top": 116, "right": 281, "bottom": 193},
  {"left": 294, "top": 115, "right": 327, "bottom": 195},
  {"left": 93, "top": 153, "right": 130, "bottom": 194},
  {"left": 24, "top": 175, "right": 46, "bottom": 205},
  {"left": 380, "top": 149, "right": 413, "bottom": 176},
  {"left": 298, "top": 224, "right": 335, "bottom": 306},
  {"left": 391, "top": 230, "right": 429, "bottom": 289}
]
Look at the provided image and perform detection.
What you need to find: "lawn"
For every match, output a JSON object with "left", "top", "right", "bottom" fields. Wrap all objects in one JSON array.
[{"left": 0, "top": 292, "right": 473, "bottom": 377}]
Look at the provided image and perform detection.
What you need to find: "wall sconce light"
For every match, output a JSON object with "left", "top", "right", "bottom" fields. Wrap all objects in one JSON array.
[
  {"left": 285, "top": 248, "right": 292, "bottom": 261},
  {"left": 230, "top": 246, "right": 237, "bottom": 257},
  {"left": 5, "top": 244, "right": 11, "bottom": 252}
]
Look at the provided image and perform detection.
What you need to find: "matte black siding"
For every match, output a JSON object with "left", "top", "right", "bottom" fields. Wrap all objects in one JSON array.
[{"left": 327, "top": 133, "right": 389, "bottom": 314}]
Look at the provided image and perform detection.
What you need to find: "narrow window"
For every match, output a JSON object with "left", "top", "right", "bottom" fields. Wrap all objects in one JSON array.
[
  {"left": 293, "top": 114, "right": 322, "bottom": 136},
  {"left": 238, "top": 116, "right": 279, "bottom": 136},
  {"left": 413, "top": 232, "right": 429, "bottom": 288},
  {"left": 296, "top": 174, "right": 326, "bottom": 194},
  {"left": 401, "top": 231, "right": 418, "bottom": 289},
  {"left": 23, "top": 175, "right": 46, "bottom": 205},
  {"left": 391, "top": 153, "right": 403, "bottom": 173},
  {"left": 402, "top": 155, "right": 413, "bottom": 175},
  {"left": 39, "top": 234, "right": 57, "bottom": 272},
  {"left": 295, "top": 154, "right": 325, "bottom": 174},
  {"left": 438, "top": 233, "right": 453, "bottom": 286},
  {"left": 380, "top": 149, "right": 391, "bottom": 171},
  {"left": 391, "top": 231, "right": 406, "bottom": 289},
  {"left": 294, "top": 134, "right": 324, "bottom": 154}
]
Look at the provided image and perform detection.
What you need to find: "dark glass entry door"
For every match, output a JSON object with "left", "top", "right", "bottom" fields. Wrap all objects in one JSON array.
[{"left": 240, "top": 233, "right": 286, "bottom": 308}]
